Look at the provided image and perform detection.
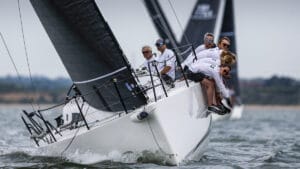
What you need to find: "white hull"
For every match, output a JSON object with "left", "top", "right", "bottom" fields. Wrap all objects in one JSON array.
[
  {"left": 37, "top": 81, "right": 211, "bottom": 165},
  {"left": 212, "top": 105, "right": 244, "bottom": 121}
]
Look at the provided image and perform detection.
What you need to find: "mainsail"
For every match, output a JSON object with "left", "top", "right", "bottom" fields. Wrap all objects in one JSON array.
[{"left": 30, "top": 0, "right": 147, "bottom": 112}]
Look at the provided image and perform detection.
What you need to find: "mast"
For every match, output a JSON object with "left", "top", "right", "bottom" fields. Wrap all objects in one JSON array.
[
  {"left": 143, "top": 0, "right": 178, "bottom": 50},
  {"left": 30, "top": 0, "right": 147, "bottom": 112}
]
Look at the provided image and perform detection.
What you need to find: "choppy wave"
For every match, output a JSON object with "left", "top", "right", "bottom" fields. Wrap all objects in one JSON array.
[
  {"left": 0, "top": 105, "right": 300, "bottom": 168},
  {"left": 0, "top": 150, "right": 174, "bottom": 168}
]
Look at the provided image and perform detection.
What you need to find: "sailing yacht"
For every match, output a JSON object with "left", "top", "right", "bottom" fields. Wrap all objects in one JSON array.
[
  {"left": 143, "top": 0, "right": 243, "bottom": 121},
  {"left": 21, "top": 0, "right": 212, "bottom": 166}
]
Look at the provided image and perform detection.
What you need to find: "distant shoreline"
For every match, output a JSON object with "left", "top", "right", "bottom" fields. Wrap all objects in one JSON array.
[
  {"left": 245, "top": 104, "right": 300, "bottom": 110},
  {"left": 0, "top": 103, "right": 56, "bottom": 110}
]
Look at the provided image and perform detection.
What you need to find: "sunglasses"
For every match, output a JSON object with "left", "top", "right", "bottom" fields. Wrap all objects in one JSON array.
[
  {"left": 204, "top": 39, "right": 214, "bottom": 44},
  {"left": 223, "top": 69, "right": 229, "bottom": 75},
  {"left": 142, "top": 51, "right": 151, "bottom": 54},
  {"left": 222, "top": 43, "right": 230, "bottom": 48}
]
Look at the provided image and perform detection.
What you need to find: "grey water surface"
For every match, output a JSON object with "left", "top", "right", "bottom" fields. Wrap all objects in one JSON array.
[{"left": 0, "top": 105, "right": 299, "bottom": 169}]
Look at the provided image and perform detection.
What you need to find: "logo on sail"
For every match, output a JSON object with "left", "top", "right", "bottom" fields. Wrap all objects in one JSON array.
[{"left": 192, "top": 4, "right": 215, "bottom": 20}]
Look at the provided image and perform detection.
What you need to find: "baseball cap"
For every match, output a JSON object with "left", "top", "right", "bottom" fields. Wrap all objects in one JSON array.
[{"left": 155, "top": 39, "right": 165, "bottom": 47}]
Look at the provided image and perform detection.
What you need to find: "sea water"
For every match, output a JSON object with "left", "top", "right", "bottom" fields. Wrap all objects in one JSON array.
[{"left": 0, "top": 104, "right": 299, "bottom": 168}]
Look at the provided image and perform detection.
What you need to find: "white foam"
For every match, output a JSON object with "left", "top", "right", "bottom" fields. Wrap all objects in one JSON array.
[
  {"left": 66, "top": 150, "right": 125, "bottom": 165},
  {"left": 63, "top": 150, "right": 167, "bottom": 165}
]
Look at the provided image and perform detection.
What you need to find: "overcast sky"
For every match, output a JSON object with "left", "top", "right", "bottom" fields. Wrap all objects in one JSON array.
[{"left": 0, "top": 0, "right": 300, "bottom": 79}]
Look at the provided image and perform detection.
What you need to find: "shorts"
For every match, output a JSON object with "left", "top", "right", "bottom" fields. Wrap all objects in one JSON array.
[
  {"left": 161, "top": 74, "right": 174, "bottom": 85},
  {"left": 185, "top": 68, "right": 207, "bottom": 82}
]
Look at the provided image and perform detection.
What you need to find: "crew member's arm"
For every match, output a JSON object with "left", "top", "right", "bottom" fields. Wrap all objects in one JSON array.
[
  {"left": 181, "top": 45, "right": 206, "bottom": 68},
  {"left": 161, "top": 51, "right": 176, "bottom": 75},
  {"left": 160, "top": 66, "right": 171, "bottom": 75},
  {"left": 211, "top": 70, "right": 230, "bottom": 98}
]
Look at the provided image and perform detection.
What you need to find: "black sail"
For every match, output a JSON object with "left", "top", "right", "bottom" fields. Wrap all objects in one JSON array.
[
  {"left": 30, "top": 0, "right": 147, "bottom": 111},
  {"left": 179, "top": 0, "right": 221, "bottom": 59}
]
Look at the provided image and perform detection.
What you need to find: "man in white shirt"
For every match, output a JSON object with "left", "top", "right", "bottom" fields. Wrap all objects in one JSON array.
[
  {"left": 195, "top": 32, "right": 216, "bottom": 52},
  {"left": 182, "top": 32, "right": 216, "bottom": 68},
  {"left": 155, "top": 39, "right": 176, "bottom": 87},
  {"left": 141, "top": 45, "right": 156, "bottom": 73}
]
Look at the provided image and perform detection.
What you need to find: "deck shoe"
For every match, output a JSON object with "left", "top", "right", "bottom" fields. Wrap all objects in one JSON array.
[
  {"left": 217, "top": 104, "right": 231, "bottom": 114},
  {"left": 208, "top": 105, "right": 223, "bottom": 115},
  {"left": 221, "top": 98, "right": 232, "bottom": 111}
]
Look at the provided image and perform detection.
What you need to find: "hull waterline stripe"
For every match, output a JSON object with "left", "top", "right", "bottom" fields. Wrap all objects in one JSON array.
[{"left": 74, "top": 67, "right": 127, "bottom": 84}]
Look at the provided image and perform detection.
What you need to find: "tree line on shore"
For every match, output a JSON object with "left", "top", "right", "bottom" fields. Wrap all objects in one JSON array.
[
  {"left": 0, "top": 75, "right": 299, "bottom": 105},
  {"left": 0, "top": 76, "right": 71, "bottom": 104},
  {"left": 240, "top": 76, "right": 300, "bottom": 105}
]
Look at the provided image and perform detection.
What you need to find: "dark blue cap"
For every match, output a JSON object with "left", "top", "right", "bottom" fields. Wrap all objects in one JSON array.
[{"left": 155, "top": 39, "right": 165, "bottom": 47}]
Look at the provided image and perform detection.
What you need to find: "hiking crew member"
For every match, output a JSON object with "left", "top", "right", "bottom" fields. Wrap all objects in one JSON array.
[
  {"left": 182, "top": 32, "right": 216, "bottom": 68},
  {"left": 189, "top": 61, "right": 233, "bottom": 112},
  {"left": 218, "top": 36, "right": 231, "bottom": 51},
  {"left": 193, "top": 32, "right": 216, "bottom": 53},
  {"left": 184, "top": 68, "right": 221, "bottom": 114}
]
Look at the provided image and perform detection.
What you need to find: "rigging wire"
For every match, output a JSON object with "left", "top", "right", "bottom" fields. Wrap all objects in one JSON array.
[
  {"left": 0, "top": 33, "right": 22, "bottom": 81},
  {"left": 167, "top": 0, "right": 191, "bottom": 45},
  {"left": 145, "top": 0, "right": 196, "bottom": 62},
  {"left": 0, "top": 32, "right": 36, "bottom": 111},
  {"left": 148, "top": 0, "right": 178, "bottom": 50},
  {"left": 17, "top": 0, "right": 40, "bottom": 110},
  {"left": 60, "top": 97, "right": 92, "bottom": 158}
]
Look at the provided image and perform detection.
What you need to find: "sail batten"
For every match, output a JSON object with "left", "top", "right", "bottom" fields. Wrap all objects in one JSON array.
[
  {"left": 74, "top": 67, "right": 127, "bottom": 84},
  {"left": 30, "top": 0, "right": 147, "bottom": 111}
]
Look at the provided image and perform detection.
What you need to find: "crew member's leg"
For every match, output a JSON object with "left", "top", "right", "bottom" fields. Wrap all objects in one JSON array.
[{"left": 201, "top": 79, "right": 215, "bottom": 106}]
